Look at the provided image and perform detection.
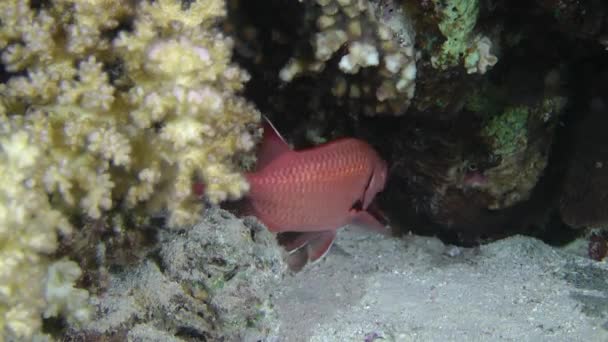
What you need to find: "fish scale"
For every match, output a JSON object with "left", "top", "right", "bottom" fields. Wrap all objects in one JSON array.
[
  {"left": 247, "top": 138, "right": 380, "bottom": 233},
  {"left": 193, "top": 117, "right": 388, "bottom": 270}
]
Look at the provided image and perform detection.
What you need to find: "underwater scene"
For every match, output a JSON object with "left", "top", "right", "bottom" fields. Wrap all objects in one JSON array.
[{"left": 1, "top": 0, "right": 608, "bottom": 341}]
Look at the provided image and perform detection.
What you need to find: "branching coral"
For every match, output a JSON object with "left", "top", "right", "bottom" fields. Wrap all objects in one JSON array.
[
  {"left": 279, "top": 0, "right": 417, "bottom": 116},
  {"left": 0, "top": 0, "right": 260, "bottom": 339}
]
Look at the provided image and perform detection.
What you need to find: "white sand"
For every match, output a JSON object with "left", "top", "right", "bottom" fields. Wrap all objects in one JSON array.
[{"left": 274, "top": 228, "right": 608, "bottom": 341}]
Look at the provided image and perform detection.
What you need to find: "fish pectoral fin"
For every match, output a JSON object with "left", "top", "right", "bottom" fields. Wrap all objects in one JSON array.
[
  {"left": 256, "top": 116, "right": 292, "bottom": 170},
  {"left": 350, "top": 209, "right": 391, "bottom": 236},
  {"left": 283, "top": 230, "right": 337, "bottom": 272}
]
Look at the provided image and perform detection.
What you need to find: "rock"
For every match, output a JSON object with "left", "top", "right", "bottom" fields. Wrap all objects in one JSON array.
[{"left": 69, "top": 208, "right": 285, "bottom": 341}]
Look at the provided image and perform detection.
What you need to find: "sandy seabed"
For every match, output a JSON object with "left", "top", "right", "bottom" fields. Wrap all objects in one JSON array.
[{"left": 274, "top": 227, "right": 608, "bottom": 342}]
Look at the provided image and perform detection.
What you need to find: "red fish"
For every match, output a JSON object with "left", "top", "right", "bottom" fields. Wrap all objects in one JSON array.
[{"left": 196, "top": 118, "right": 388, "bottom": 270}]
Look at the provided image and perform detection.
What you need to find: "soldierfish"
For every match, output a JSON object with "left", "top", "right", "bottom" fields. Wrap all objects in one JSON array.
[{"left": 197, "top": 117, "right": 389, "bottom": 270}]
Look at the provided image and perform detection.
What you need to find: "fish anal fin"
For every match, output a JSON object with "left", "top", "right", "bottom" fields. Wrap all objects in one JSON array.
[
  {"left": 278, "top": 231, "right": 323, "bottom": 252},
  {"left": 256, "top": 116, "right": 291, "bottom": 170},
  {"left": 350, "top": 209, "right": 390, "bottom": 236},
  {"left": 286, "top": 247, "right": 309, "bottom": 272},
  {"left": 306, "top": 230, "right": 337, "bottom": 262},
  {"left": 282, "top": 230, "right": 337, "bottom": 272}
]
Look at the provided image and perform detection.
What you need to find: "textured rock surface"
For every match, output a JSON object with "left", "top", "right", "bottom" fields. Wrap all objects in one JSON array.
[{"left": 70, "top": 208, "right": 285, "bottom": 341}]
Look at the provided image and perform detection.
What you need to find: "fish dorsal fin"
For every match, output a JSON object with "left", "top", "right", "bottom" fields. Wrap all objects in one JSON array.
[{"left": 256, "top": 116, "right": 291, "bottom": 170}]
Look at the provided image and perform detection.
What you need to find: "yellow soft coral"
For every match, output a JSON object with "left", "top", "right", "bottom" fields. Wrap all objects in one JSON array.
[{"left": 0, "top": 0, "right": 260, "bottom": 339}]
